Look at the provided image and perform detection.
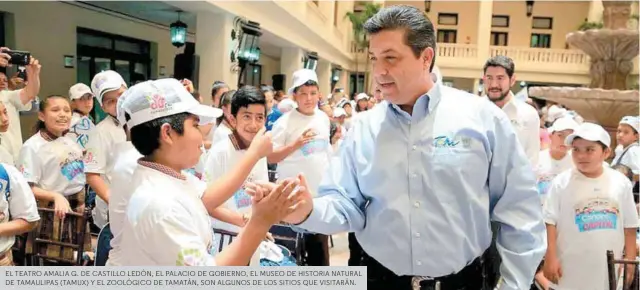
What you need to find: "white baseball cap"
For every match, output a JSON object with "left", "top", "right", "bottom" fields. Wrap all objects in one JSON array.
[
  {"left": 619, "top": 116, "right": 639, "bottom": 133},
  {"left": 288, "top": 69, "right": 318, "bottom": 95},
  {"left": 549, "top": 116, "right": 579, "bottom": 134},
  {"left": 333, "top": 107, "right": 347, "bottom": 118},
  {"left": 355, "top": 93, "right": 369, "bottom": 101},
  {"left": 565, "top": 122, "right": 611, "bottom": 148},
  {"left": 68, "top": 83, "right": 93, "bottom": 101},
  {"left": 91, "top": 70, "right": 127, "bottom": 105},
  {"left": 546, "top": 105, "right": 567, "bottom": 123},
  {"left": 117, "top": 78, "right": 222, "bottom": 129}
]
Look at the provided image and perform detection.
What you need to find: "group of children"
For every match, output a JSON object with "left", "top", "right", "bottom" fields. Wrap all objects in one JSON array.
[{"left": 534, "top": 114, "right": 640, "bottom": 290}]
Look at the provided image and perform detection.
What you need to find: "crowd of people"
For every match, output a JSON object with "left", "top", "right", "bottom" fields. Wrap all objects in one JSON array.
[{"left": 0, "top": 4, "right": 638, "bottom": 290}]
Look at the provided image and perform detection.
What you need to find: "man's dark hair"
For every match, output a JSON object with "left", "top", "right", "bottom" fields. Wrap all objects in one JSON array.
[
  {"left": 363, "top": 5, "right": 437, "bottom": 72},
  {"left": 483, "top": 55, "right": 515, "bottom": 78},
  {"left": 294, "top": 80, "right": 319, "bottom": 94},
  {"left": 260, "top": 85, "right": 274, "bottom": 94},
  {"left": 232, "top": 85, "right": 267, "bottom": 116},
  {"left": 127, "top": 112, "right": 190, "bottom": 156}
]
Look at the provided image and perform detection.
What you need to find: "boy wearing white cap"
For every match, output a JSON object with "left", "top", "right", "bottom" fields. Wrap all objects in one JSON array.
[
  {"left": 535, "top": 116, "right": 579, "bottom": 203},
  {"left": 613, "top": 116, "right": 639, "bottom": 196},
  {"left": 66, "top": 83, "right": 95, "bottom": 151},
  {"left": 268, "top": 68, "right": 332, "bottom": 266},
  {"left": 543, "top": 122, "right": 639, "bottom": 290},
  {"left": 84, "top": 70, "right": 128, "bottom": 230},
  {"left": 111, "top": 79, "right": 300, "bottom": 266}
]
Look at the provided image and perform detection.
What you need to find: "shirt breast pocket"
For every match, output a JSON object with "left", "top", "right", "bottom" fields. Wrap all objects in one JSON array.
[{"left": 431, "top": 146, "right": 487, "bottom": 171}]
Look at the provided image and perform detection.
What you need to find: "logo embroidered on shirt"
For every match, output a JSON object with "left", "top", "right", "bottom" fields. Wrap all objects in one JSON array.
[{"left": 433, "top": 136, "right": 460, "bottom": 148}]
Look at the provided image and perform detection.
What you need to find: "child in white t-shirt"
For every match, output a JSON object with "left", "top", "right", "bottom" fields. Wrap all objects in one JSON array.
[
  {"left": 0, "top": 102, "right": 15, "bottom": 165},
  {"left": 268, "top": 69, "right": 332, "bottom": 266},
  {"left": 111, "top": 79, "right": 300, "bottom": 266},
  {"left": 612, "top": 116, "right": 639, "bottom": 202},
  {"left": 544, "top": 122, "right": 639, "bottom": 290},
  {"left": 66, "top": 83, "right": 95, "bottom": 152},
  {"left": 536, "top": 116, "right": 579, "bottom": 204},
  {"left": 84, "top": 70, "right": 128, "bottom": 230},
  {"left": 17, "top": 94, "right": 91, "bottom": 261},
  {"left": 205, "top": 85, "right": 269, "bottom": 252},
  {"left": 0, "top": 162, "right": 40, "bottom": 266}
]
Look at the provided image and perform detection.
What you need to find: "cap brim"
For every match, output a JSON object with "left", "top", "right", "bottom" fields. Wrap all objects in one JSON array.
[
  {"left": 189, "top": 105, "right": 223, "bottom": 125},
  {"left": 98, "top": 86, "right": 121, "bottom": 104},
  {"left": 565, "top": 133, "right": 603, "bottom": 147}
]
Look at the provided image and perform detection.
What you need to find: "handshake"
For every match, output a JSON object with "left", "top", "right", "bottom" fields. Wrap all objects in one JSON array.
[{"left": 243, "top": 174, "right": 314, "bottom": 228}]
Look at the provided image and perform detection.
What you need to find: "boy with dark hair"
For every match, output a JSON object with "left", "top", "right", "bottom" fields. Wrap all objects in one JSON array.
[
  {"left": 204, "top": 85, "right": 270, "bottom": 253},
  {"left": 268, "top": 69, "right": 332, "bottom": 266},
  {"left": 112, "top": 79, "right": 301, "bottom": 266},
  {"left": 544, "top": 122, "right": 638, "bottom": 289}
]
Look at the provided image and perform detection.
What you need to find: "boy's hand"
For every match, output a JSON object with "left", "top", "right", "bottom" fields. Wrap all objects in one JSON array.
[{"left": 543, "top": 257, "right": 562, "bottom": 284}]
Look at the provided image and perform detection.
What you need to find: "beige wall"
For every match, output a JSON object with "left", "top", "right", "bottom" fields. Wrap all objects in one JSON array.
[
  {"left": 389, "top": 1, "right": 590, "bottom": 49},
  {"left": 0, "top": 1, "right": 191, "bottom": 97},
  {"left": 492, "top": 1, "right": 590, "bottom": 49},
  {"left": 259, "top": 54, "right": 280, "bottom": 86}
]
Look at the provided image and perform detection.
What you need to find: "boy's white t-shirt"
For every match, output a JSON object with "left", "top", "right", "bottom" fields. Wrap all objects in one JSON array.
[
  {"left": 66, "top": 112, "right": 95, "bottom": 151},
  {"left": 271, "top": 109, "right": 332, "bottom": 194},
  {"left": 612, "top": 143, "right": 640, "bottom": 175},
  {"left": 204, "top": 134, "right": 268, "bottom": 235},
  {"left": 84, "top": 116, "right": 126, "bottom": 229},
  {"left": 112, "top": 164, "right": 213, "bottom": 266},
  {"left": 0, "top": 163, "right": 40, "bottom": 253},
  {"left": 105, "top": 141, "right": 142, "bottom": 266},
  {"left": 18, "top": 133, "right": 86, "bottom": 196},
  {"left": 544, "top": 167, "right": 639, "bottom": 290},
  {"left": 535, "top": 149, "right": 574, "bottom": 203}
]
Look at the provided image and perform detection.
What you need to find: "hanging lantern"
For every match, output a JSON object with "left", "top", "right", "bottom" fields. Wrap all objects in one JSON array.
[{"left": 170, "top": 19, "right": 188, "bottom": 48}]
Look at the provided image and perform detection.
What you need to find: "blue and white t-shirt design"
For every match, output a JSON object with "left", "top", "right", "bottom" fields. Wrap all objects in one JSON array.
[{"left": 574, "top": 198, "right": 619, "bottom": 232}]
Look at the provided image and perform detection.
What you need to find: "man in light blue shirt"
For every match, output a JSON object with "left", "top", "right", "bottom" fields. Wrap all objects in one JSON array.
[{"left": 283, "top": 5, "right": 545, "bottom": 290}]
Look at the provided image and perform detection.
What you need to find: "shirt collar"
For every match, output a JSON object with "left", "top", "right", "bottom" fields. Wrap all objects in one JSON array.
[
  {"left": 138, "top": 158, "right": 187, "bottom": 181},
  {"left": 229, "top": 130, "right": 250, "bottom": 151},
  {"left": 39, "top": 129, "right": 67, "bottom": 141},
  {"left": 388, "top": 82, "right": 442, "bottom": 121}
]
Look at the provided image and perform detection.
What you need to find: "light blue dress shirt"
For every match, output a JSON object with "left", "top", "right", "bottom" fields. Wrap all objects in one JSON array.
[{"left": 297, "top": 83, "right": 546, "bottom": 290}]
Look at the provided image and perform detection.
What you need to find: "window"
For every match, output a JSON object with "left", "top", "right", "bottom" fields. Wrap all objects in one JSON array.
[
  {"left": 437, "top": 29, "right": 457, "bottom": 43},
  {"left": 438, "top": 13, "right": 458, "bottom": 25},
  {"left": 530, "top": 33, "right": 551, "bottom": 48},
  {"left": 532, "top": 17, "right": 553, "bottom": 29},
  {"left": 491, "top": 32, "right": 508, "bottom": 46},
  {"left": 491, "top": 15, "right": 509, "bottom": 27}
]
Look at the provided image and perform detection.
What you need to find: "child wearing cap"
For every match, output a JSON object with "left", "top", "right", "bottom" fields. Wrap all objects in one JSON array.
[
  {"left": 84, "top": 70, "right": 128, "bottom": 231},
  {"left": 543, "top": 122, "right": 639, "bottom": 290},
  {"left": 111, "top": 79, "right": 300, "bottom": 266},
  {"left": 535, "top": 116, "right": 579, "bottom": 204},
  {"left": 66, "top": 83, "right": 96, "bottom": 152},
  {"left": 612, "top": 116, "right": 639, "bottom": 201},
  {"left": 268, "top": 69, "right": 332, "bottom": 266}
]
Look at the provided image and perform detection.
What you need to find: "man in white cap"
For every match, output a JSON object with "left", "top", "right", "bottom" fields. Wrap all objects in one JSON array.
[
  {"left": 66, "top": 83, "right": 96, "bottom": 151},
  {"left": 110, "top": 78, "right": 299, "bottom": 266},
  {"left": 268, "top": 68, "right": 332, "bottom": 266},
  {"left": 84, "top": 70, "right": 128, "bottom": 231}
]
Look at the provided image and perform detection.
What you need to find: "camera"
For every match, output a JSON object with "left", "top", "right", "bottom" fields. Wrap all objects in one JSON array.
[{"left": 1, "top": 49, "right": 30, "bottom": 66}]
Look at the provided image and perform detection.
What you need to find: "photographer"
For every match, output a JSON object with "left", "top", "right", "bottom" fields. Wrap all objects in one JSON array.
[{"left": 0, "top": 48, "right": 41, "bottom": 161}]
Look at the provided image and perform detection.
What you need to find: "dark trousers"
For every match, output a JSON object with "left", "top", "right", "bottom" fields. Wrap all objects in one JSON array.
[
  {"left": 361, "top": 250, "right": 494, "bottom": 290},
  {"left": 487, "top": 222, "right": 502, "bottom": 287},
  {"left": 348, "top": 232, "right": 364, "bottom": 266},
  {"left": 304, "top": 233, "right": 330, "bottom": 266}
]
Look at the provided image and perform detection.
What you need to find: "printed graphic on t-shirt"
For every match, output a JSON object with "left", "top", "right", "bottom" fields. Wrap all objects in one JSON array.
[
  {"left": 301, "top": 139, "right": 328, "bottom": 156},
  {"left": 60, "top": 152, "right": 85, "bottom": 181},
  {"left": 233, "top": 175, "right": 254, "bottom": 209},
  {"left": 574, "top": 198, "right": 619, "bottom": 232},
  {"left": 68, "top": 117, "right": 94, "bottom": 149},
  {"left": 536, "top": 174, "right": 555, "bottom": 196}
]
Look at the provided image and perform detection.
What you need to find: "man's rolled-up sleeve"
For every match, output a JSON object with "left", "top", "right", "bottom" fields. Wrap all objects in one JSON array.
[{"left": 487, "top": 109, "right": 547, "bottom": 290}]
